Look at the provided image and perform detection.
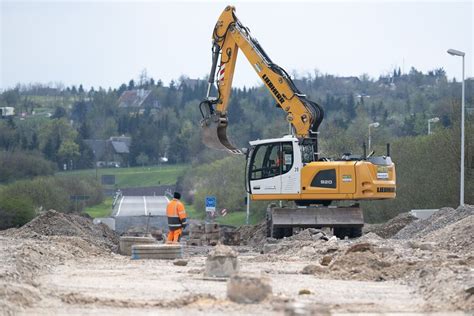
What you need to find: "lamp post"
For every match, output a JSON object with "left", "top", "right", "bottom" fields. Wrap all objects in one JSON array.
[
  {"left": 368, "top": 122, "right": 380, "bottom": 152},
  {"left": 428, "top": 117, "right": 440, "bottom": 135},
  {"left": 447, "top": 48, "right": 465, "bottom": 206}
]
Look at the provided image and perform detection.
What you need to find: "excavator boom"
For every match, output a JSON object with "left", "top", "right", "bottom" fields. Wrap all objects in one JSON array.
[{"left": 200, "top": 6, "right": 324, "bottom": 157}]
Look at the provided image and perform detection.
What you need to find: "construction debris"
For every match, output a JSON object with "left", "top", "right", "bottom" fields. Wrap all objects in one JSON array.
[
  {"left": 364, "top": 212, "right": 417, "bottom": 238},
  {"left": 227, "top": 275, "right": 272, "bottom": 303},
  {"left": 394, "top": 205, "right": 473, "bottom": 239},
  {"left": 188, "top": 223, "right": 221, "bottom": 246},
  {"left": 286, "top": 228, "right": 329, "bottom": 241},
  {"left": 222, "top": 230, "right": 241, "bottom": 245},
  {"left": 173, "top": 259, "right": 189, "bottom": 266},
  {"left": 298, "top": 289, "right": 312, "bottom": 295},
  {"left": 235, "top": 222, "right": 266, "bottom": 247},
  {"left": 204, "top": 244, "right": 239, "bottom": 278},
  {"left": 1, "top": 205, "right": 473, "bottom": 314}
]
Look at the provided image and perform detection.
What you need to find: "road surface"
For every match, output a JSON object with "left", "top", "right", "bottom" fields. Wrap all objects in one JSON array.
[{"left": 113, "top": 196, "right": 169, "bottom": 217}]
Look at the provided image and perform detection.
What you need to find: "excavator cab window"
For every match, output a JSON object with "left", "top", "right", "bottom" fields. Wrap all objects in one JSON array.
[{"left": 249, "top": 142, "right": 293, "bottom": 180}]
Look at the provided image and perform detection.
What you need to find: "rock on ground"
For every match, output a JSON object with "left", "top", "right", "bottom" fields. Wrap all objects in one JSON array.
[{"left": 227, "top": 275, "right": 272, "bottom": 303}]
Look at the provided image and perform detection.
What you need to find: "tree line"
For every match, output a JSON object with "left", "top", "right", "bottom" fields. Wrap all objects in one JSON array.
[{"left": 0, "top": 66, "right": 472, "bottom": 225}]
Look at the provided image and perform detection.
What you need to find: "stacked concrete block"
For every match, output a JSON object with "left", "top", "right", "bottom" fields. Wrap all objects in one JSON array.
[
  {"left": 188, "top": 224, "right": 205, "bottom": 246},
  {"left": 205, "top": 223, "right": 220, "bottom": 246},
  {"left": 131, "top": 244, "right": 183, "bottom": 260},
  {"left": 119, "top": 236, "right": 156, "bottom": 256},
  {"left": 188, "top": 223, "right": 221, "bottom": 246}
]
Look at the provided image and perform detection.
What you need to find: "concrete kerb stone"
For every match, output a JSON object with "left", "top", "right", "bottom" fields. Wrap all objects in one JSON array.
[
  {"left": 119, "top": 236, "right": 156, "bottom": 256},
  {"left": 131, "top": 244, "right": 183, "bottom": 260}
]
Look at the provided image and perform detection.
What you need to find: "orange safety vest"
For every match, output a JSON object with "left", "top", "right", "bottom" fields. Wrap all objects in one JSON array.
[{"left": 166, "top": 199, "right": 187, "bottom": 231}]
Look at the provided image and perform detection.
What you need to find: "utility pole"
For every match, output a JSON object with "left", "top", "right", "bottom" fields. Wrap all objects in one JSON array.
[{"left": 447, "top": 48, "right": 466, "bottom": 206}]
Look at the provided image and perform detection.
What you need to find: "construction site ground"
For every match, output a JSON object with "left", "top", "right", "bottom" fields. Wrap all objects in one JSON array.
[{"left": 1, "top": 207, "right": 473, "bottom": 315}]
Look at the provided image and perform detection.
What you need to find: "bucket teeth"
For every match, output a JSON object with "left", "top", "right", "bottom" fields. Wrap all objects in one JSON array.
[{"left": 201, "top": 115, "right": 242, "bottom": 154}]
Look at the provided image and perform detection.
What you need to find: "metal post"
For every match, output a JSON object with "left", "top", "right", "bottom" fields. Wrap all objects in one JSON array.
[
  {"left": 368, "top": 125, "right": 371, "bottom": 152},
  {"left": 461, "top": 55, "right": 465, "bottom": 206},
  {"left": 368, "top": 122, "right": 379, "bottom": 153},
  {"left": 428, "top": 121, "right": 431, "bottom": 135},
  {"left": 246, "top": 192, "right": 250, "bottom": 225},
  {"left": 447, "top": 48, "right": 466, "bottom": 206}
]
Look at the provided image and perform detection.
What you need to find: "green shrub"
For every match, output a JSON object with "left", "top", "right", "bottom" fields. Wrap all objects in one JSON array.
[
  {"left": 181, "top": 156, "right": 270, "bottom": 220},
  {"left": 0, "top": 151, "right": 55, "bottom": 183},
  {"left": 0, "top": 176, "right": 103, "bottom": 214},
  {"left": 0, "top": 195, "right": 35, "bottom": 229}
]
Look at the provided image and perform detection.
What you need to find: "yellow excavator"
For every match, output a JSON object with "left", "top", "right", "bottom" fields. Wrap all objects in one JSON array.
[{"left": 199, "top": 6, "right": 396, "bottom": 238}]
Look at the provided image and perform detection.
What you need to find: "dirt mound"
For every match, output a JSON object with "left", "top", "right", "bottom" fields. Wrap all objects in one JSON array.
[
  {"left": 423, "top": 215, "right": 474, "bottom": 253},
  {"left": 394, "top": 205, "right": 474, "bottom": 240},
  {"left": 236, "top": 222, "right": 266, "bottom": 247},
  {"left": 365, "top": 212, "right": 417, "bottom": 238},
  {"left": 329, "top": 250, "right": 394, "bottom": 281},
  {"left": 4, "top": 210, "right": 119, "bottom": 252}
]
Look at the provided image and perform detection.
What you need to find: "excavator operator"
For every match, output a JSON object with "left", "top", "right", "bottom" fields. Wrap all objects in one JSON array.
[{"left": 166, "top": 192, "right": 188, "bottom": 243}]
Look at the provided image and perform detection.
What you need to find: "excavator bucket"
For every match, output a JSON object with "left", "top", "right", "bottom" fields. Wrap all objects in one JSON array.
[{"left": 201, "top": 116, "right": 243, "bottom": 155}]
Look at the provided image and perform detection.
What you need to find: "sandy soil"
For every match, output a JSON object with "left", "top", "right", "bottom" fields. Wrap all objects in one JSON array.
[
  {"left": 1, "top": 207, "right": 473, "bottom": 315},
  {"left": 8, "top": 248, "right": 430, "bottom": 316}
]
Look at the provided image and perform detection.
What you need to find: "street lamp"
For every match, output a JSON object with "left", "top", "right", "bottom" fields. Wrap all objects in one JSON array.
[
  {"left": 428, "top": 117, "right": 440, "bottom": 135},
  {"left": 447, "top": 48, "right": 465, "bottom": 206},
  {"left": 368, "top": 122, "right": 380, "bottom": 152}
]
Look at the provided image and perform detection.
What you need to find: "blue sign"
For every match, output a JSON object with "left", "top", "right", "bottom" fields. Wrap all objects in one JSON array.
[{"left": 205, "top": 196, "right": 216, "bottom": 213}]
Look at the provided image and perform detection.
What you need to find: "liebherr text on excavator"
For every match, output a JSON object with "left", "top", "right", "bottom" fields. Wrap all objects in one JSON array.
[{"left": 199, "top": 6, "right": 396, "bottom": 238}]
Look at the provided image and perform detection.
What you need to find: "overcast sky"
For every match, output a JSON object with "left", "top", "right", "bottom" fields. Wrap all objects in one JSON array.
[{"left": 1, "top": 0, "right": 473, "bottom": 90}]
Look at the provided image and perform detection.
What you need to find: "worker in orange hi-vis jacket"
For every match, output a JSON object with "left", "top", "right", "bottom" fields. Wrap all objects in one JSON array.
[{"left": 166, "top": 192, "right": 188, "bottom": 243}]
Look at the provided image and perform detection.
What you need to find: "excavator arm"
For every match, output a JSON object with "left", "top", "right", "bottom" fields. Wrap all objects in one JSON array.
[{"left": 200, "top": 6, "right": 324, "bottom": 157}]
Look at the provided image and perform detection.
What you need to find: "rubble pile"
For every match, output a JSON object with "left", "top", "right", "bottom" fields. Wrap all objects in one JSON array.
[
  {"left": 423, "top": 215, "right": 473, "bottom": 252},
  {"left": 4, "top": 210, "right": 119, "bottom": 252},
  {"left": 365, "top": 212, "right": 417, "bottom": 238},
  {"left": 394, "top": 205, "right": 474, "bottom": 240},
  {"left": 286, "top": 228, "right": 329, "bottom": 241}
]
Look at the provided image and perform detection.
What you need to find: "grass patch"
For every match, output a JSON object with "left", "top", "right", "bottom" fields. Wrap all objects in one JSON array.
[
  {"left": 58, "top": 164, "right": 188, "bottom": 188},
  {"left": 85, "top": 197, "right": 113, "bottom": 218},
  {"left": 215, "top": 210, "right": 261, "bottom": 226}
]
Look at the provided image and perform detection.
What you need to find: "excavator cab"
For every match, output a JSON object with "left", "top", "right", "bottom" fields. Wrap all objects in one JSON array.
[{"left": 245, "top": 136, "right": 302, "bottom": 197}]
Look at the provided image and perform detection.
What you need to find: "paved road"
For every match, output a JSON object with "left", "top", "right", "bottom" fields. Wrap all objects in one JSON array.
[{"left": 113, "top": 196, "right": 169, "bottom": 217}]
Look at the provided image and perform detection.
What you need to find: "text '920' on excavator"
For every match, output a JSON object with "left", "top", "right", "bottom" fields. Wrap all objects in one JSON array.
[{"left": 199, "top": 6, "right": 396, "bottom": 238}]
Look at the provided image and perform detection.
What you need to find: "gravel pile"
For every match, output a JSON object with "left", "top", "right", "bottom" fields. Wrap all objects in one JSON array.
[
  {"left": 236, "top": 222, "right": 266, "bottom": 247},
  {"left": 365, "top": 212, "right": 417, "bottom": 239},
  {"left": 286, "top": 228, "right": 329, "bottom": 241},
  {"left": 4, "top": 210, "right": 119, "bottom": 252},
  {"left": 394, "top": 205, "right": 474, "bottom": 240},
  {"left": 423, "top": 215, "right": 473, "bottom": 252}
]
